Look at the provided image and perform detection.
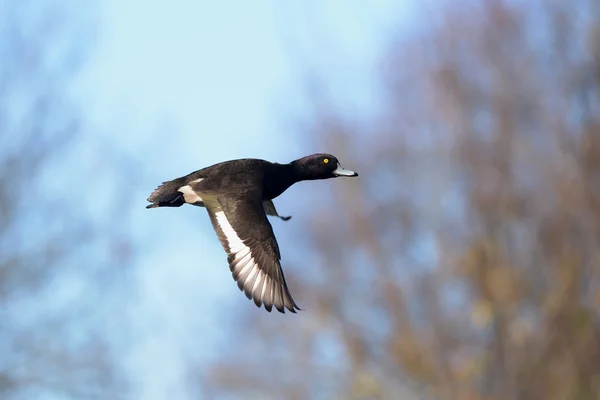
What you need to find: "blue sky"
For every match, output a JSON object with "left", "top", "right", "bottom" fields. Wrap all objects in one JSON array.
[{"left": 69, "top": 1, "right": 410, "bottom": 398}]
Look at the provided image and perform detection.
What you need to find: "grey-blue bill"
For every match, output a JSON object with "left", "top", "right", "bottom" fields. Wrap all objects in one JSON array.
[{"left": 332, "top": 164, "right": 359, "bottom": 177}]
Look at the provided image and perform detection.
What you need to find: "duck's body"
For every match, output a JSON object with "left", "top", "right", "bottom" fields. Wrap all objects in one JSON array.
[
  {"left": 146, "top": 153, "right": 358, "bottom": 313},
  {"left": 147, "top": 159, "right": 301, "bottom": 212}
]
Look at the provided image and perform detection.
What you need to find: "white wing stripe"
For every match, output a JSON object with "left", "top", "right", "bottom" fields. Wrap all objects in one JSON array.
[
  {"left": 235, "top": 258, "right": 255, "bottom": 280},
  {"left": 261, "top": 276, "right": 269, "bottom": 301},
  {"left": 232, "top": 252, "right": 252, "bottom": 270},
  {"left": 215, "top": 211, "right": 246, "bottom": 253},
  {"left": 252, "top": 271, "right": 264, "bottom": 295},
  {"left": 244, "top": 262, "right": 260, "bottom": 287},
  {"left": 233, "top": 247, "right": 251, "bottom": 263}
]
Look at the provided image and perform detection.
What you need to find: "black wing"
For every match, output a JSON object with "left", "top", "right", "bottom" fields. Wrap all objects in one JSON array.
[
  {"left": 262, "top": 199, "right": 292, "bottom": 221},
  {"left": 204, "top": 194, "right": 300, "bottom": 313}
]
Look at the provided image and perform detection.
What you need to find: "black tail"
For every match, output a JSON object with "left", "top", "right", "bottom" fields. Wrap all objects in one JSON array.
[{"left": 146, "top": 179, "right": 185, "bottom": 209}]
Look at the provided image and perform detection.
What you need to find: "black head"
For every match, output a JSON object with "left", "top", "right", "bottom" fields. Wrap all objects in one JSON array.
[{"left": 291, "top": 153, "right": 359, "bottom": 181}]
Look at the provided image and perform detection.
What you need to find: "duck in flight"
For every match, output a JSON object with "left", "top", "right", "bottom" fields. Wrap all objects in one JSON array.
[{"left": 146, "top": 153, "right": 359, "bottom": 313}]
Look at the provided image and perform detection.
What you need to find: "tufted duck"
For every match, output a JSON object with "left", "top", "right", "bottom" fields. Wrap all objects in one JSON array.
[{"left": 146, "top": 153, "right": 358, "bottom": 313}]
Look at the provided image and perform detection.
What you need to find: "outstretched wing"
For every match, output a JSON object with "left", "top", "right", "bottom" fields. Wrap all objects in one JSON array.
[{"left": 204, "top": 194, "right": 300, "bottom": 313}]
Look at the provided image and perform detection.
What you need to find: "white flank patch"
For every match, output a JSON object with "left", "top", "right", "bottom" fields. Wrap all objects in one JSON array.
[{"left": 177, "top": 178, "right": 203, "bottom": 204}]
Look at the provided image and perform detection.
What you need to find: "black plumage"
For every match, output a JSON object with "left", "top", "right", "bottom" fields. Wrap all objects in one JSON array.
[{"left": 146, "top": 153, "right": 358, "bottom": 313}]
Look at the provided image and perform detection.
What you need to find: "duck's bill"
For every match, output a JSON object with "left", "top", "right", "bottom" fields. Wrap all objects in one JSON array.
[{"left": 333, "top": 164, "right": 359, "bottom": 177}]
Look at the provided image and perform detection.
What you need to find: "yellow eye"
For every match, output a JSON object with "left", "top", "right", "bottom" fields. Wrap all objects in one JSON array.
[{"left": 323, "top": 158, "right": 329, "bottom": 164}]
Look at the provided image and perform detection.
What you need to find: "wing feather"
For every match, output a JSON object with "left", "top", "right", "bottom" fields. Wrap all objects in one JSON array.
[{"left": 205, "top": 194, "right": 300, "bottom": 313}]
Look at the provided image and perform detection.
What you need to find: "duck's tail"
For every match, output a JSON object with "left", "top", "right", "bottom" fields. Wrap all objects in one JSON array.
[{"left": 146, "top": 179, "right": 186, "bottom": 209}]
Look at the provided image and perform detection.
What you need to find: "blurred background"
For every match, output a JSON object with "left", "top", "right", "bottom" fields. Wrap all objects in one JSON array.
[{"left": 1, "top": 0, "right": 599, "bottom": 399}]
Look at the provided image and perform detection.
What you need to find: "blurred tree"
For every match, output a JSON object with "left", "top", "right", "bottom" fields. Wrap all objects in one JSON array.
[
  {"left": 200, "top": 1, "right": 600, "bottom": 400},
  {"left": 0, "top": 1, "right": 133, "bottom": 398}
]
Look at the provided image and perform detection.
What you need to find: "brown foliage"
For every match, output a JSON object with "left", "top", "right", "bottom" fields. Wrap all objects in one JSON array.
[{"left": 202, "top": 2, "right": 600, "bottom": 399}]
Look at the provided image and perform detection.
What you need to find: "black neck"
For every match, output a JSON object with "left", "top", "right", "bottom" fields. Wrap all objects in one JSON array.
[{"left": 263, "top": 163, "right": 302, "bottom": 200}]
